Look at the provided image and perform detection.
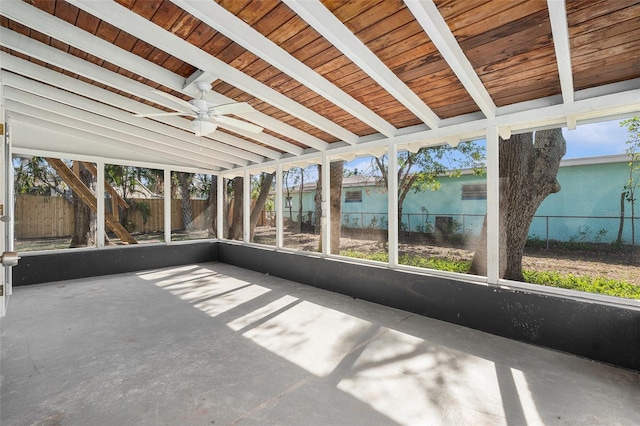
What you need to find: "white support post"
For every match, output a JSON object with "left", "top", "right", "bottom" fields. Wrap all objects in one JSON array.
[
  {"left": 276, "top": 164, "right": 283, "bottom": 249},
  {"left": 164, "top": 168, "right": 171, "bottom": 243},
  {"left": 243, "top": 170, "right": 250, "bottom": 243},
  {"left": 96, "top": 161, "right": 105, "bottom": 248},
  {"left": 216, "top": 174, "right": 224, "bottom": 239},
  {"left": 387, "top": 143, "right": 399, "bottom": 267},
  {"left": 321, "top": 154, "right": 330, "bottom": 256},
  {"left": 486, "top": 126, "right": 500, "bottom": 284}
]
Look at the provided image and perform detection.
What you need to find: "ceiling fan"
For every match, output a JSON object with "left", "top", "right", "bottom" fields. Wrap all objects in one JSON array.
[{"left": 134, "top": 82, "right": 263, "bottom": 136}]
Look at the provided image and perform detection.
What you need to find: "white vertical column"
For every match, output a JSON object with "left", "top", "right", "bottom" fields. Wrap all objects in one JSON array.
[
  {"left": 6, "top": 120, "right": 13, "bottom": 298},
  {"left": 243, "top": 170, "right": 251, "bottom": 243},
  {"left": 387, "top": 142, "right": 398, "bottom": 267},
  {"left": 164, "top": 168, "right": 171, "bottom": 243},
  {"left": 216, "top": 174, "right": 224, "bottom": 239},
  {"left": 486, "top": 126, "right": 500, "bottom": 284},
  {"left": 276, "top": 164, "right": 283, "bottom": 249},
  {"left": 321, "top": 154, "right": 330, "bottom": 256},
  {"left": 96, "top": 161, "right": 105, "bottom": 248}
]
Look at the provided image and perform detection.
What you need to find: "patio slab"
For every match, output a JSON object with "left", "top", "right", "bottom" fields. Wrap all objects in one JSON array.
[{"left": 1, "top": 262, "right": 639, "bottom": 425}]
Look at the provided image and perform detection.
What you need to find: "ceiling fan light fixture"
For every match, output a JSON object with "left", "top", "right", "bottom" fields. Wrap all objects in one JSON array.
[{"left": 190, "top": 117, "right": 217, "bottom": 136}]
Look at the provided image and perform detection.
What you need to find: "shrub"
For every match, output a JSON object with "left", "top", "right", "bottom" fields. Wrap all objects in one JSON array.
[
  {"left": 341, "top": 250, "right": 639, "bottom": 299},
  {"left": 523, "top": 270, "right": 640, "bottom": 299}
]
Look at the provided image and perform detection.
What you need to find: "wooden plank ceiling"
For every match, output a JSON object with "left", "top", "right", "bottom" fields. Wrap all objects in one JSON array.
[{"left": 1, "top": 0, "right": 639, "bottom": 173}]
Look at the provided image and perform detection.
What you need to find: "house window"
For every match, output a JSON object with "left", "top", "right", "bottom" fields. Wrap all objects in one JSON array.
[
  {"left": 345, "top": 190, "right": 362, "bottom": 203},
  {"left": 462, "top": 184, "right": 487, "bottom": 200}
]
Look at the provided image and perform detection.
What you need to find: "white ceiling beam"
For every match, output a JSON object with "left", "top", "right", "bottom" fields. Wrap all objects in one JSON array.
[
  {"left": 1, "top": 71, "right": 248, "bottom": 168},
  {"left": 3, "top": 92, "right": 230, "bottom": 170},
  {"left": 10, "top": 114, "right": 215, "bottom": 172},
  {"left": 5, "top": 87, "right": 234, "bottom": 169},
  {"left": 404, "top": 0, "right": 497, "bottom": 119},
  {"left": 228, "top": 86, "right": 640, "bottom": 174},
  {"left": 67, "top": 0, "right": 359, "bottom": 145},
  {"left": 547, "top": 0, "right": 575, "bottom": 104},
  {"left": 284, "top": 0, "right": 441, "bottom": 130},
  {"left": 0, "top": 2, "right": 310, "bottom": 155},
  {"left": 0, "top": 33, "right": 281, "bottom": 161},
  {"left": 6, "top": 103, "right": 220, "bottom": 171},
  {"left": 172, "top": 0, "right": 396, "bottom": 138}
]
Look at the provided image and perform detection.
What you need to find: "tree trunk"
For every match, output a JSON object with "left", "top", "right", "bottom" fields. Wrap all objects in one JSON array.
[
  {"left": 617, "top": 192, "right": 625, "bottom": 245},
  {"left": 298, "top": 171, "right": 304, "bottom": 225},
  {"left": 228, "top": 177, "right": 243, "bottom": 240},
  {"left": 329, "top": 161, "right": 344, "bottom": 254},
  {"left": 249, "top": 173, "right": 274, "bottom": 241},
  {"left": 208, "top": 175, "right": 217, "bottom": 238},
  {"left": 470, "top": 129, "right": 566, "bottom": 280},
  {"left": 70, "top": 162, "right": 97, "bottom": 248},
  {"left": 223, "top": 178, "right": 230, "bottom": 238},
  {"left": 314, "top": 165, "right": 322, "bottom": 235},
  {"left": 397, "top": 174, "right": 418, "bottom": 232},
  {"left": 177, "top": 172, "right": 193, "bottom": 231}
]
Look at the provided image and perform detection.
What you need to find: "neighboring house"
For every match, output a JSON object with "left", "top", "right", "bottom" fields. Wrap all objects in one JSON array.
[{"left": 284, "top": 154, "right": 637, "bottom": 244}]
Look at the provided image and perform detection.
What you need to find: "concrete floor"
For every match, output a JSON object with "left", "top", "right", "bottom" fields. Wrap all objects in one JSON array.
[{"left": 1, "top": 262, "right": 639, "bottom": 426}]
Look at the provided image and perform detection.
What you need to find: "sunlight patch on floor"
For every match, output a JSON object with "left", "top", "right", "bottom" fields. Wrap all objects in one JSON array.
[
  {"left": 227, "top": 295, "right": 299, "bottom": 331},
  {"left": 511, "top": 368, "right": 544, "bottom": 425},
  {"left": 193, "top": 285, "right": 270, "bottom": 317},
  {"left": 136, "top": 264, "right": 200, "bottom": 280},
  {"left": 336, "top": 328, "right": 506, "bottom": 425},
  {"left": 241, "top": 301, "right": 371, "bottom": 377}
]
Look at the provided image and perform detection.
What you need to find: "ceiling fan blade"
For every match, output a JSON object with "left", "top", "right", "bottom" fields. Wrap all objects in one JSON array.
[
  {"left": 211, "top": 102, "right": 254, "bottom": 115},
  {"left": 134, "top": 111, "right": 190, "bottom": 117},
  {"left": 151, "top": 89, "right": 195, "bottom": 112},
  {"left": 216, "top": 116, "right": 263, "bottom": 134}
]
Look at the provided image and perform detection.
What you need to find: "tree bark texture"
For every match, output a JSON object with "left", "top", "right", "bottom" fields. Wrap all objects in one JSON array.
[
  {"left": 208, "top": 175, "right": 217, "bottom": 238},
  {"left": 70, "top": 162, "right": 97, "bottom": 248},
  {"left": 314, "top": 165, "right": 322, "bottom": 235},
  {"left": 249, "top": 173, "right": 274, "bottom": 241},
  {"left": 329, "top": 161, "right": 344, "bottom": 255},
  {"left": 177, "top": 172, "right": 193, "bottom": 231},
  {"left": 470, "top": 129, "right": 565, "bottom": 280},
  {"left": 228, "top": 177, "right": 243, "bottom": 240}
]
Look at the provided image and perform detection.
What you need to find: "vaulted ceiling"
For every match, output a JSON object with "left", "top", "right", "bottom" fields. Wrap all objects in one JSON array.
[{"left": 1, "top": 0, "right": 639, "bottom": 174}]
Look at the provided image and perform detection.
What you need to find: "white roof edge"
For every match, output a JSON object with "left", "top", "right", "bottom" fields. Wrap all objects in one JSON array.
[{"left": 560, "top": 153, "right": 629, "bottom": 167}]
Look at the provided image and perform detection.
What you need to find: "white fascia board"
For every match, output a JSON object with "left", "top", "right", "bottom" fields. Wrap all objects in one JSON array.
[
  {"left": 173, "top": 0, "right": 397, "bottom": 138},
  {"left": 0, "top": 7, "right": 302, "bottom": 157},
  {"left": 68, "top": 0, "right": 359, "bottom": 145},
  {"left": 547, "top": 0, "right": 574, "bottom": 104},
  {"left": 226, "top": 86, "right": 640, "bottom": 174},
  {"left": 284, "top": 0, "right": 441, "bottom": 130},
  {"left": 1, "top": 70, "right": 251, "bottom": 168},
  {"left": 0, "top": 35, "right": 280, "bottom": 162},
  {"left": 5, "top": 99, "right": 221, "bottom": 171},
  {"left": 4, "top": 87, "right": 236, "bottom": 169},
  {"left": 560, "top": 154, "right": 629, "bottom": 167},
  {"left": 404, "top": 0, "right": 497, "bottom": 119},
  {"left": 9, "top": 112, "right": 219, "bottom": 172}
]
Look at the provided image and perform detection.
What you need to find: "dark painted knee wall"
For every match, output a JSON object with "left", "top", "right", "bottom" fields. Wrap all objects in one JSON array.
[
  {"left": 218, "top": 243, "right": 640, "bottom": 372},
  {"left": 13, "top": 241, "right": 218, "bottom": 286}
]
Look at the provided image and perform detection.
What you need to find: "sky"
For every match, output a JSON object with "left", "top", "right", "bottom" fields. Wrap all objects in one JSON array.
[
  {"left": 562, "top": 119, "right": 630, "bottom": 158},
  {"left": 343, "top": 117, "right": 634, "bottom": 172}
]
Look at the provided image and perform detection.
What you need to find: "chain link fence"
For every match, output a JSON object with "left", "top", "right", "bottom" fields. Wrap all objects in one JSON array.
[
  {"left": 529, "top": 215, "right": 639, "bottom": 248},
  {"left": 266, "top": 209, "right": 640, "bottom": 248}
]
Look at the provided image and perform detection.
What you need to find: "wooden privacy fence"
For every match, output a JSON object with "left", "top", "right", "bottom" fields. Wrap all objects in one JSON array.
[{"left": 15, "top": 195, "right": 211, "bottom": 238}]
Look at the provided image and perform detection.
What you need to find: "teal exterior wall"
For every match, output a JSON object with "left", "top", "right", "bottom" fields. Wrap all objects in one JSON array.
[
  {"left": 282, "top": 159, "right": 637, "bottom": 243},
  {"left": 531, "top": 161, "right": 634, "bottom": 244}
]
